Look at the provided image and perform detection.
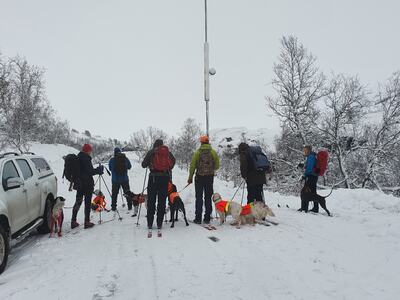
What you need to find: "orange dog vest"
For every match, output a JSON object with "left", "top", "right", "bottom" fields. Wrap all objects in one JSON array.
[
  {"left": 92, "top": 196, "right": 107, "bottom": 212},
  {"left": 215, "top": 200, "right": 230, "bottom": 213}
]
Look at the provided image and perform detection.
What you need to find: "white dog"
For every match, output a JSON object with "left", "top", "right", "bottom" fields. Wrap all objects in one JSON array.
[
  {"left": 212, "top": 193, "right": 243, "bottom": 228},
  {"left": 49, "top": 197, "right": 65, "bottom": 237}
]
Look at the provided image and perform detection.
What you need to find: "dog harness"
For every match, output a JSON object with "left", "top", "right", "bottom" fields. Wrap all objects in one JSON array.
[
  {"left": 240, "top": 203, "right": 254, "bottom": 216},
  {"left": 215, "top": 200, "right": 230, "bottom": 213},
  {"left": 168, "top": 192, "right": 180, "bottom": 204},
  {"left": 92, "top": 196, "right": 107, "bottom": 212}
]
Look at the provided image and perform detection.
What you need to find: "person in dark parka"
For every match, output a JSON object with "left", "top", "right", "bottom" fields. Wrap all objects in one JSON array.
[
  {"left": 109, "top": 147, "right": 133, "bottom": 211},
  {"left": 238, "top": 142, "right": 267, "bottom": 204},
  {"left": 142, "top": 139, "right": 175, "bottom": 234},
  {"left": 71, "top": 144, "right": 104, "bottom": 229}
]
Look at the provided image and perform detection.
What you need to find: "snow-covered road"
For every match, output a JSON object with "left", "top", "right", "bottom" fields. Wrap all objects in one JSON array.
[{"left": 0, "top": 144, "right": 399, "bottom": 300}]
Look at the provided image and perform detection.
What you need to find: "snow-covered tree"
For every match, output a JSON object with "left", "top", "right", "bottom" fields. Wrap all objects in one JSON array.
[
  {"left": 319, "top": 75, "right": 369, "bottom": 188},
  {"left": 130, "top": 126, "right": 168, "bottom": 159},
  {"left": 171, "top": 118, "right": 202, "bottom": 170},
  {"left": 267, "top": 35, "right": 326, "bottom": 145}
]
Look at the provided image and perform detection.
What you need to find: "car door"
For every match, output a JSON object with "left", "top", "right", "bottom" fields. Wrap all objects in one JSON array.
[
  {"left": 1, "top": 160, "right": 29, "bottom": 232},
  {"left": 16, "top": 159, "right": 40, "bottom": 223}
]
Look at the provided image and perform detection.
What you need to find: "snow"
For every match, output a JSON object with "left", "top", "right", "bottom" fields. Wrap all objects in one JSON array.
[
  {"left": 1, "top": 144, "right": 399, "bottom": 300},
  {"left": 211, "top": 127, "right": 277, "bottom": 151}
]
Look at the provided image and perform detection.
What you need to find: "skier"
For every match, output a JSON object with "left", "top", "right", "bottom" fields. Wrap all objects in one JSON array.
[
  {"left": 238, "top": 142, "right": 267, "bottom": 204},
  {"left": 187, "top": 135, "right": 220, "bottom": 224},
  {"left": 108, "top": 147, "right": 135, "bottom": 212},
  {"left": 302, "top": 145, "right": 319, "bottom": 212},
  {"left": 71, "top": 144, "right": 104, "bottom": 229},
  {"left": 142, "top": 139, "right": 175, "bottom": 237}
]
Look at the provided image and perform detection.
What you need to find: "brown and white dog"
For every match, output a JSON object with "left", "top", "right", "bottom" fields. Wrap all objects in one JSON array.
[{"left": 49, "top": 196, "right": 65, "bottom": 237}]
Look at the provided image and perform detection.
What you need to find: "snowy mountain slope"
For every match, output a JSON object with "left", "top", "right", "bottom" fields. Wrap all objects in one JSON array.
[
  {"left": 211, "top": 127, "right": 277, "bottom": 151},
  {"left": 0, "top": 144, "right": 399, "bottom": 300}
]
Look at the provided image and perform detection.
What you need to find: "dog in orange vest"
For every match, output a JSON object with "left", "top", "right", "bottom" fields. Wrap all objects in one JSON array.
[
  {"left": 212, "top": 193, "right": 243, "bottom": 227},
  {"left": 167, "top": 182, "right": 189, "bottom": 228}
]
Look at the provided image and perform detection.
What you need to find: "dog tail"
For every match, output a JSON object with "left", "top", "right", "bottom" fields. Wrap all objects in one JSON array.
[{"left": 322, "top": 188, "right": 334, "bottom": 198}]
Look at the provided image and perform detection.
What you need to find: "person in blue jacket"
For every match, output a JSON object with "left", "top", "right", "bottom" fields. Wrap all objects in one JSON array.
[
  {"left": 303, "top": 145, "right": 319, "bottom": 212},
  {"left": 109, "top": 148, "right": 133, "bottom": 211}
]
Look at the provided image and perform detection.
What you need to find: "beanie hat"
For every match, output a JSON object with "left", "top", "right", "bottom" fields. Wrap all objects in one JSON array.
[
  {"left": 82, "top": 143, "right": 93, "bottom": 153},
  {"left": 200, "top": 135, "right": 209, "bottom": 144},
  {"left": 114, "top": 147, "right": 121, "bottom": 155}
]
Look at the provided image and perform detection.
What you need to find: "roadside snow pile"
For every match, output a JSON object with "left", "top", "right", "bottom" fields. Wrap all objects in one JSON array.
[{"left": 0, "top": 144, "right": 399, "bottom": 300}]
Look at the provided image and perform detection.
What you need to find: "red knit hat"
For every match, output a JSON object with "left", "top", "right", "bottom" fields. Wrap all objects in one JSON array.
[
  {"left": 200, "top": 135, "right": 209, "bottom": 144},
  {"left": 82, "top": 143, "right": 93, "bottom": 153}
]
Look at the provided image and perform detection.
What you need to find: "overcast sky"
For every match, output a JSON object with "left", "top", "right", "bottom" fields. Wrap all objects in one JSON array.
[{"left": 1, "top": 0, "right": 399, "bottom": 140}]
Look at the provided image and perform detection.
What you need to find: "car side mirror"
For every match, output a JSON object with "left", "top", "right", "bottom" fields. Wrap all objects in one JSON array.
[{"left": 6, "top": 177, "right": 24, "bottom": 190}]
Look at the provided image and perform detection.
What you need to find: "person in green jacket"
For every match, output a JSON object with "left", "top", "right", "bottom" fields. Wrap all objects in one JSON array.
[{"left": 187, "top": 135, "right": 220, "bottom": 224}]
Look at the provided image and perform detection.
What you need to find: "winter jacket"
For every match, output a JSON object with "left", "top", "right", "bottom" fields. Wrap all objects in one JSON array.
[
  {"left": 109, "top": 155, "right": 132, "bottom": 183},
  {"left": 77, "top": 151, "right": 103, "bottom": 191},
  {"left": 239, "top": 144, "right": 267, "bottom": 187},
  {"left": 142, "top": 146, "right": 176, "bottom": 176},
  {"left": 189, "top": 144, "right": 220, "bottom": 180},
  {"left": 304, "top": 152, "right": 317, "bottom": 177}
]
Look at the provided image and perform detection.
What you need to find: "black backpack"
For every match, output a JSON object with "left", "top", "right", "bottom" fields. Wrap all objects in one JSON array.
[
  {"left": 114, "top": 153, "right": 127, "bottom": 176},
  {"left": 248, "top": 146, "right": 271, "bottom": 173},
  {"left": 63, "top": 154, "right": 81, "bottom": 183}
]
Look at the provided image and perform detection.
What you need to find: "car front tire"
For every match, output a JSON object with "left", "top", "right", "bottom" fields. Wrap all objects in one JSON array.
[{"left": 37, "top": 197, "right": 53, "bottom": 234}]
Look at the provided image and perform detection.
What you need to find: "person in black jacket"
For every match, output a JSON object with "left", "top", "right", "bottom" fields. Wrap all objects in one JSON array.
[
  {"left": 238, "top": 143, "right": 267, "bottom": 204},
  {"left": 71, "top": 144, "right": 104, "bottom": 229},
  {"left": 142, "top": 139, "right": 175, "bottom": 236}
]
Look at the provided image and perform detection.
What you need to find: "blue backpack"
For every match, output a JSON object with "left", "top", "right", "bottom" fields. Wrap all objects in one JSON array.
[{"left": 248, "top": 146, "right": 271, "bottom": 172}]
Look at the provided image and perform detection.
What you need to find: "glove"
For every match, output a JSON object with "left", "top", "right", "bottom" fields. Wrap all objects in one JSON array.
[
  {"left": 98, "top": 165, "right": 104, "bottom": 175},
  {"left": 187, "top": 178, "right": 193, "bottom": 185}
]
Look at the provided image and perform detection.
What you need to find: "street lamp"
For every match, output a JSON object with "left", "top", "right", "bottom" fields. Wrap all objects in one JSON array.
[{"left": 204, "top": 0, "right": 216, "bottom": 137}]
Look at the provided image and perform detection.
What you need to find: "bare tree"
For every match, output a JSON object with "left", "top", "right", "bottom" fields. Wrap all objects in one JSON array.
[
  {"left": 319, "top": 75, "right": 369, "bottom": 188},
  {"left": 360, "top": 72, "right": 400, "bottom": 189},
  {"left": 130, "top": 126, "right": 168, "bottom": 159},
  {"left": 171, "top": 118, "right": 202, "bottom": 170},
  {"left": 267, "top": 35, "right": 326, "bottom": 145}
]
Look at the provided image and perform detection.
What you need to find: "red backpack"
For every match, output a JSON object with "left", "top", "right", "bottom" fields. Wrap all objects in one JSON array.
[
  {"left": 152, "top": 146, "right": 173, "bottom": 172},
  {"left": 314, "top": 150, "right": 329, "bottom": 176}
]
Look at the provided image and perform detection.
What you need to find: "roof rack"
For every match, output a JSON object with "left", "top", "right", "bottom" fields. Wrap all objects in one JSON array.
[
  {"left": 23, "top": 152, "right": 36, "bottom": 155},
  {"left": 0, "top": 152, "right": 20, "bottom": 159}
]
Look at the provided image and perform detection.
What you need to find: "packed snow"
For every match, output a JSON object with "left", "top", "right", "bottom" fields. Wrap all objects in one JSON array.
[{"left": 0, "top": 144, "right": 399, "bottom": 300}]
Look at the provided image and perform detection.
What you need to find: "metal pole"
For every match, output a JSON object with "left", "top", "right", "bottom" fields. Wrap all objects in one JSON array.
[{"left": 204, "top": 0, "right": 210, "bottom": 136}]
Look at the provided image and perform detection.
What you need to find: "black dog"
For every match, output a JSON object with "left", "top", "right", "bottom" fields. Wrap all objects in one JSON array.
[
  {"left": 168, "top": 183, "right": 189, "bottom": 228},
  {"left": 299, "top": 186, "right": 332, "bottom": 216}
]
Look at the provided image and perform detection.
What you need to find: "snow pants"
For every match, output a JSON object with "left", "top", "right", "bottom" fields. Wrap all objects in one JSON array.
[
  {"left": 247, "top": 184, "right": 265, "bottom": 204},
  {"left": 147, "top": 175, "right": 169, "bottom": 229},
  {"left": 111, "top": 181, "right": 132, "bottom": 210},
  {"left": 195, "top": 175, "right": 214, "bottom": 222}
]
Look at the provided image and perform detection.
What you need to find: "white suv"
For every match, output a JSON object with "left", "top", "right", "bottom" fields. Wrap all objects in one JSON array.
[{"left": 0, "top": 152, "right": 57, "bottom": 274}]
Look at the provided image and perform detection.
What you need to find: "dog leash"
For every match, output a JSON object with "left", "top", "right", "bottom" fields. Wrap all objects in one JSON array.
[
  {"left": 230, "top": 180, "right": 244, "bottom": 201},
  {"left": 178, "top": 183, "right": 190, "bottom": 194}
]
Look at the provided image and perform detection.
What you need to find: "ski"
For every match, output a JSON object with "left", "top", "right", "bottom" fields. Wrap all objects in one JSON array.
[
  {"left": 190, "top": 221, "right": 217, "bottom": 230},
  {"left": 265, "top": 219, "right": 279, "bottom": 226},
  {"left": 258, "top": 222, "right": 271, "bottom": 227}
]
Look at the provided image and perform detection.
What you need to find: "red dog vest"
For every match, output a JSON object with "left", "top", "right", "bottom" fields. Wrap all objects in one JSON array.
[
  {"left": 215, "top": 200, "right": 230, "bottom": 213},
  {"left": 240, "top": 203, "right": 254, "bottom": 216}
]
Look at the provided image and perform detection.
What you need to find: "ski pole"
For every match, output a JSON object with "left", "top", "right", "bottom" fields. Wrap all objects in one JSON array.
[
  {"left": 136, "top": 168, "right": 148, "bottom": 227},
  {"left": 100, "top": 175, "right": 112, "bottom": 198},
  {"left": 230, "top": 180, "right": 244, "bottom": 201}
]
